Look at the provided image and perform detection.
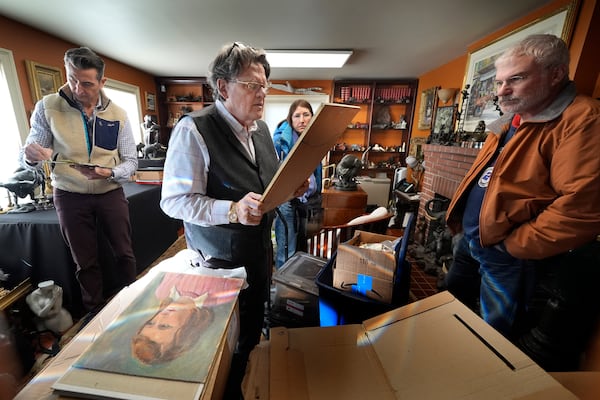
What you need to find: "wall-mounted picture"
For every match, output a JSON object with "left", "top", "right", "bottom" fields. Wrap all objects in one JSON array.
[
  {"left": 409, "top": 136, "right": 427, "bottom": 159},
  {"left": 432, "top": 106, "right": 456, "bottom": 134},
  {"left": 418, "top": 86, "right": 437, "bottom": 130},
  {"left": 461, "top": 0, "right": 579, "bottom": 132},
  {"left": 429, "top": 105, "right": 456, "bottom": 144},
  {"left": 145, "top": 91, "right": 156, "bottom": 111},
  {"left": 25, "top": 60, "right": 64, "bottom": 103}
]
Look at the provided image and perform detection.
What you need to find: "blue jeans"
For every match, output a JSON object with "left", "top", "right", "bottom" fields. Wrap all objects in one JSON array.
[
  {"left": 445, "top": 234, "right": 535, "bottom": 337},
  {"left": 275, "top": 201, "right": 297, "bottom": 269}
]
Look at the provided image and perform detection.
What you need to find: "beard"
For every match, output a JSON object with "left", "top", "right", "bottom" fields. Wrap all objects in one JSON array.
[{"left": 498, "top": 82, "right": 550, "bottom": 116}]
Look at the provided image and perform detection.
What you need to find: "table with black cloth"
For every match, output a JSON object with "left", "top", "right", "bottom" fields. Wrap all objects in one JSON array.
[{"left": 0, "top": 182, "right": 181, "bottom": 317}]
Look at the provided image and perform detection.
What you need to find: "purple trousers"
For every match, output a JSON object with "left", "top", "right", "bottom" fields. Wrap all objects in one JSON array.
[{"left": 54, "top": 187, "right": 136, "bottom": 312}]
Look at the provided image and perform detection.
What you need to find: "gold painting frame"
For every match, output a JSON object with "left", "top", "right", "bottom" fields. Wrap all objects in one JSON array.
[
  {"left": 417, "top": 86, "right": 437, "bottom": 130},
  {"left": 25, "top": 60, "right": 64, "bottom": 103}
]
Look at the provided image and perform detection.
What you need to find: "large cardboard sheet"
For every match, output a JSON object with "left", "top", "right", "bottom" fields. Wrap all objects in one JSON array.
[
  {"left": 268, "top": 292, "right": 578, "bottom": 399},
  {"left": 260, "top": 103, "right": 360, "bottom": 212}
]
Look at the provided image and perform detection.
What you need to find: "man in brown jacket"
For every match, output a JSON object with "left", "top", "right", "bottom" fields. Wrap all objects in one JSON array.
[{"left": 445, "top": 34, "right": 600, "bottom": 371}]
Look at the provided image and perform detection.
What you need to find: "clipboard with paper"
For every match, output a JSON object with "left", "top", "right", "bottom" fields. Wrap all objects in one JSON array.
[{"left": 260, "top": 103, "right": 360, "bottom": 212}]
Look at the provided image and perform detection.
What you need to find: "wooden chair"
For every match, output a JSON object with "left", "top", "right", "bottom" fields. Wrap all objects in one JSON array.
[{"left": 307, "top": 207, "right": 394, "bottom": 259}]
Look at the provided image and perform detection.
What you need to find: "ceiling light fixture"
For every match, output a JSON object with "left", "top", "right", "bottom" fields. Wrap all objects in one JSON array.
[{"left": 265, "top": 50, "right": 353, "bottom": 68}]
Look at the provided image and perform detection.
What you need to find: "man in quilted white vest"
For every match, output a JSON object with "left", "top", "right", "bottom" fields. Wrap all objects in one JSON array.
[{"left": 20, "top": 47, "right": 138, "bottom": 316}]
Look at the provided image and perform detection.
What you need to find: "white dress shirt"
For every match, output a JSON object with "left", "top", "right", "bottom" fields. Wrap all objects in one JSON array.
[{"left": 160, "top": 100, "right": 258, "bottom": 226}]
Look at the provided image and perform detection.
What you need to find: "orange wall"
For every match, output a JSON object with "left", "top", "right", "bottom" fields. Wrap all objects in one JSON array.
[
  {"left": 0, "top": 15, "right": 156, "bottom": 119},
  {"left": 410, "top": 0, "right": 599, "bottom": 139}
]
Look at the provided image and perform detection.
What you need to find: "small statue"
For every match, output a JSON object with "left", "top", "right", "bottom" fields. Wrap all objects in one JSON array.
[
  {"left": 0, "top": 167, "right": 44, "bottom": 212},
  {"left": 143, "top": 142, "right": 167, "bottom": 159},
  {"left": 335, "top": 154, "right": 362, "bottom": 191},
  {"left": 472, "top": 120, "right": 488, "bottom": 142},
  {"left": 141, "top": 114, "right": 160, "bottom": 146},
  {"left": 399, "top": 115, "right": 407, "bottom": 129},
  {"left": 26, "top": 280, "right": 73, "bottom": 334}
]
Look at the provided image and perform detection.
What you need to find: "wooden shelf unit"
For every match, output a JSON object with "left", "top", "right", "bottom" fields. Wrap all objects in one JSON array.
[
  {"left": 330, "top": 79, "right": 418, "bottom": 179},
  {"left": 155, "top": 77, "right": 214, "bottom": 144}
]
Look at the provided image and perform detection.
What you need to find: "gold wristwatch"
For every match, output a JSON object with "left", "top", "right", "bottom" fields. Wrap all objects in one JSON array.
[{"left": 228, "top": 202, "right": 239, "bottom": 223}]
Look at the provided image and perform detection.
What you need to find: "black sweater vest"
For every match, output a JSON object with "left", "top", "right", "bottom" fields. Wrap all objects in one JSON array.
[{"left": 184, "top": 106, "right": 279, "bottom": 266}]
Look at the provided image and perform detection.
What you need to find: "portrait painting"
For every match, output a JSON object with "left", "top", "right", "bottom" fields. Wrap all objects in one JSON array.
[{"left": 73, "top": 272, "right": 243, "bottom": 383}]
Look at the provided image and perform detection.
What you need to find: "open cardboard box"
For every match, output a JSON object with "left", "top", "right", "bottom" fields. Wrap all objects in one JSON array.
[
  {"left": 334, "top": 230, "right": 399, "bottom": 303},
  {"left": 267, "top": 291, "right": 579, "bottom": 399}
]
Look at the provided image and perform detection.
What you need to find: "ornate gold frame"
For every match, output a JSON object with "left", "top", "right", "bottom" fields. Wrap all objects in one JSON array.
[
  {"left": 417, "top": 86, "right": 437, "bottom": 130},
  {"left": 25, "top": 60, "right": 64, "bottom": 103}
]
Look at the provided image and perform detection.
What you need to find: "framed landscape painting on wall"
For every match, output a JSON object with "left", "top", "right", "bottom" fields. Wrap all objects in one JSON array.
[
  {"left": 25, "top": 60, "right": 64, "bottom": 103},
  {"left": 461, "top": 0, "right": 580, "bottom": 132}
]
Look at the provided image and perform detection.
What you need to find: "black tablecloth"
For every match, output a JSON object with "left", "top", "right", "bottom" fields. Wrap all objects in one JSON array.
[{"left": 0, "top": 182, "right": 181, "bottom": 317}]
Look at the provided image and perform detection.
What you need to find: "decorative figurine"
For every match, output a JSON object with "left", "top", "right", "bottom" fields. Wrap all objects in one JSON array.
[
  {"left": 335, "top": 154, "right": 363, "bottom": 191},
  {"left": 26, "top": 280, "right": 73, "bottom": 334},
  {"left": 141, "top": 114, "right": 160, "bottom": 146},
  {"left": 0, "top": 168, "right": 44, "bottom": 213}
]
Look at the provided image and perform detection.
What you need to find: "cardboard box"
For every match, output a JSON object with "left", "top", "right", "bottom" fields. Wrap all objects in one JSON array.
[
  {"left": 16, "top": 264, "right": 241, "bottom": 400},
  {"left": 550, "top": 372, "right": 600, "bottom": 400},
  {"left": 269, "top": 291, "right": 577, "bottom": 399},
  {"left": 242, "top": 341, "right": 270, "bottom": 400},
  {"left": 334, "top": 230, "right": 398, "bottom": 303}
]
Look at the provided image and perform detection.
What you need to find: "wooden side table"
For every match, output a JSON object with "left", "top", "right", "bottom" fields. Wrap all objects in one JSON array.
[{"left": 321, "top": 187, "right": 368, "bottom": 227}]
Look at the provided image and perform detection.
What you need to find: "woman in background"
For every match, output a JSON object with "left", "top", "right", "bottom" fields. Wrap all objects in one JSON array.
[{"left": 272, "top": 100, "right": 322, "bottom": 268}]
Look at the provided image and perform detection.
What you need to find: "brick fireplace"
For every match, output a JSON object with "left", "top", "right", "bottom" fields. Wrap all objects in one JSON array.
[{"left": 416, "top": 144, "right": 480, "bottom": 244}]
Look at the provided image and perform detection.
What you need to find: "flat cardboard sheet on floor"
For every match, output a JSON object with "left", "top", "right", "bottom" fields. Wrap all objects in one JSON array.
[
  {"left": 260, "top": 103, "right": 360, "bottom": 212},
  {"left": 269, "top": 291, "right": 577, "bottom": 399}
]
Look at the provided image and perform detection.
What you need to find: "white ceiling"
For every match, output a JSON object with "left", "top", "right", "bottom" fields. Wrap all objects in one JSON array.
[{"left": 0, "top": 0, "right": 552, "bottom": 80}]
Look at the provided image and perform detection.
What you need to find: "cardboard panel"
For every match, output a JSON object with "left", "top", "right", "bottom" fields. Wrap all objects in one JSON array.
[
  {"left": 268, "top": 292, "right": 578, "bottom": 399},
  {"left": 260, "top": 103, "right": 360, "bottom": 212},
  {"left": 270, "top": 325, "right": 395, "bottom": 400}
]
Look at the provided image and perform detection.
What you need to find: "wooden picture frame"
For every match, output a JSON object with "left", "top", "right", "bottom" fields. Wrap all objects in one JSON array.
[
  {"left": 432, "top": 106, "right": 456, "bottom": 134},
  {"left": 408, "top": 136, "right": 427, "bottom": 159},
  {"left": 145, "top": 91, "right": 156, "bottom": 111},
  {"left": 417, "top": 86, "right": 437, "bottom": 130},
  {"left": 25, "top": 60, "right": 64, "bottom": 103},
  {"left": 461, "top": 0, "right": 580, "bottom": 132}
]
